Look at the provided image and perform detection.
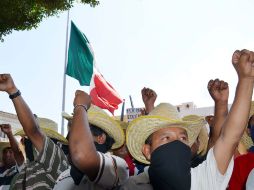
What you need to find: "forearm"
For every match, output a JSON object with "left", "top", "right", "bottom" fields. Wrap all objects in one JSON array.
[
  {"left": 7, "top": 133, "right": 24, "bottom": 166},
  {"left": 208, "top": 101, "right": 228, "bottom": 149},
  {"left": 69, "top": 106, "right": 100, "bottom": 180},
  {"left": 11, "top": 94, "right": 44, "bottom": 152},
  {"left": 222, "top": 79, "right": 254, "bottom": 143},
  {"left": 145, "top": 103, "right": 154, "bottom": 114},
  {"left": 214, "top": 79, "right": 253, "bottom": 174}
]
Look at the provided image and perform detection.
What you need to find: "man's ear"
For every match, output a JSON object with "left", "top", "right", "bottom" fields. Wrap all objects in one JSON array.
[
  {"left": 142, "top": 144, "right": 152, "bottom": 161},
  {"left": 96, "top": 133, "right": 106, "bottom": 144}
]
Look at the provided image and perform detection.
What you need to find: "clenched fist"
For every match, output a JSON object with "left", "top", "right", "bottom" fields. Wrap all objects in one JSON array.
[
  {"left": 73, "top": 90, "right": 91, "bottom": 110},
  {"left": 232, "top": 49, "right": 254, "bottom": 80},
  {"left": 0, "top": 124, "right": 12, "bottom": 136},
  {"left": 0, "top": 74, "right": 17, "bottom": 94},
  {"left": 141, "top": 87, "right": 157, "bottom": 107},
  {"left": 208, "top": 79, "right": 229, "bottom": 103}
]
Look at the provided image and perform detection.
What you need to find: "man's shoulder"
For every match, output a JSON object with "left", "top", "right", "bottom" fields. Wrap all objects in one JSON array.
[{"left": 120, "top": 172, "right": 152, "bottom": 190}]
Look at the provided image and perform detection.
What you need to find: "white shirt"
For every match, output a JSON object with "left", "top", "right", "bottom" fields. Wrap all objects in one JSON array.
[
  {"left": 246, "top": 168, "right": 254, "bottom": 190},
  {"left": 191, "top": 148, "right": 234, "bottom": 190},
  {"left": 120, "top": 148, "right": 234, "bottom": 190},
  {"left": 54, "top": 152, "right": 129, "bottom": 190}
]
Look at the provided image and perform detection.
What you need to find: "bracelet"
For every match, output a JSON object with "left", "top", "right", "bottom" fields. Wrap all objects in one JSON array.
[
  {"left": 73, "top": 104, "right": 88, "bottom": 112},
  {"left": 9, "top": 90, "right": 21, "bottom": 100}
]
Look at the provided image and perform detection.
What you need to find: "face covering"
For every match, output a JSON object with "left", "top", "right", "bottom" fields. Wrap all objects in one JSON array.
[
  {"left": 148, "top": 140, "right": 191, "bottom": 190},
  {"left": 250, "top": 126, "right": 254, "bottom": 143},
  {"left": 94, "top": 142, "right": 108, "bottom": 153}
]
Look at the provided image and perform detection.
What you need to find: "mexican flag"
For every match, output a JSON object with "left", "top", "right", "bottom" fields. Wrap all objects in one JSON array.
[{"left": 66, "top": 21, "right": 122, "bottom": 114}]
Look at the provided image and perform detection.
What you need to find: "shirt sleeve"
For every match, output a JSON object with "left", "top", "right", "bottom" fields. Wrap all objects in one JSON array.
[
  {"left": 246, "top": 168, "right": 254, "bottom": 190},
  {"left": 93, "top": 152, "right": 129, "bottom": 189},
  {"left": 227, "top": 156, "right": 244, "bottom": 190},
  {"left": 191, "top": 147, "right": 234, "bottom": 190},
  {"left": 37, "top": 136, "right": 69, "bottom": 179}
]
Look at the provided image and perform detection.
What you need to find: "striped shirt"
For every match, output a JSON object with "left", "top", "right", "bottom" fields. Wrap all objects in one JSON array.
[
  {"left": 10, "top": 136, "right": 69, "bottom": 190},
  {"left": 0, "top": 163, "right": 24, "bottom": 188},
  {"left": 54, "top": 152, "right": 129, "bottom": 190}
]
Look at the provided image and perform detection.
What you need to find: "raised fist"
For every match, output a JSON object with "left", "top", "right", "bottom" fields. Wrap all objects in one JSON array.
[
  {"left": 232, "top": 49, "right": 254, "bottom": 80},
  {"left": 208, "top": 79, "right": 229, "bottom": 103},
  {"left": 0, "top": 74, "right": 17, "bottom": 94},
  {"left": 0, "top": 124, "right": 12, "bottom": 135},
  {"left": 141, "top": 87, "right": 157, "bottom": 107},
  {"left": 73, "top": 90, "right": 91, "bottom": 110}
]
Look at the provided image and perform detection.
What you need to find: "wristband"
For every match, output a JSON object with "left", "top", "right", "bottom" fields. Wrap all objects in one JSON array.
[
  {"left": 9, "top": 90, "right": 21, "bottom": 100},
  {"left": 73, "top": 104, "right": 88, "bottom": 112}
]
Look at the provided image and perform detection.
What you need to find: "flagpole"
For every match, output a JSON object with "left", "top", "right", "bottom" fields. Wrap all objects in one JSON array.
[
  {"left": 120, "top": 99, "right": 125, "bottom": 121},
  {"left": 129, "top": 95, "right": 134, "bottom": 109},
  {"left": 61, "top": 9, "right": 70, "bottom": 135}
]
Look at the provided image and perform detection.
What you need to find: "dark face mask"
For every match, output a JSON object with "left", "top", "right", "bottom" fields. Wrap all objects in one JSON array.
[
  {"left": 250, "top": 126, "right": 254, "bottom": 143},
  {"left": 148, "top": 140, "right": 191, "bottom": 190},
  {"left": 94, "top": 142, "right": 108, "bottom": 153}
]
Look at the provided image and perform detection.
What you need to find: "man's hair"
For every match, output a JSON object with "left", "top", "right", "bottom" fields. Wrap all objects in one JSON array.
[
  {"left": 2, "top": 147, "right": 12, "bottom": 154},
  {"left": 145, "top": 134, "right": 153, "bottom": 145},
  {"left": 248, "top": 115, "right": 254, "bottom": 129},
  {"left": 90, "top": 124, "right": 115, "bottom": 151}
]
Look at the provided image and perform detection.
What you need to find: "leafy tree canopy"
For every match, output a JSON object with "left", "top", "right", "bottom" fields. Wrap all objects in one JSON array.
[{"left": 0, "top": 0, "right": 99, "bottom": 41}]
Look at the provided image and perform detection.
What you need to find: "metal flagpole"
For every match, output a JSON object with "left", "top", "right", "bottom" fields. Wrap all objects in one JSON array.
[
  {"left": 120, "top": 99, "right": 125, "bottom": 121},
  {"left": 129, "top": 95, "right": 134, "bottom": 109},
  {"left": 61, "top": 9, "right": 70, "bottom": 135}
]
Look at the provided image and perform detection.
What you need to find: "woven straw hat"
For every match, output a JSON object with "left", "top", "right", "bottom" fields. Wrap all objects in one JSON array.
[
  {"left": 62, "top": 105, "right": 125, "bottom": 149},
  {"left": 15, "top": 118, "right": 68, "bottom": 144},
  {"left": 126, "top": 103, "right": 205, "bottom": 164},
  {"left": 0, "top": 139, "right": 11, "bottom": 162},
  {"left": 0, "top": 137, "right": 25, "bottom": 162},
  {"left": 182, "top": 115, "right": 208, "bottom": 156},
  {"left": 239, "top": 102, "right": 254, "bottom": 150},
  {"left": 241, "top": 130, "right": 253, "bottom": 150},
  {"left": 114, "top": 120, "right": 128, "bottom": 130}
]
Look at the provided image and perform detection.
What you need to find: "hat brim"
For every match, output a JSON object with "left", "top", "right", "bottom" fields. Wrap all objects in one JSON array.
[
  {"left": 114, "top": 120, "right": 128, "bottom": 130},
  {"left": 15, "top": 128, "right": 68, "bottom": 145},
  {"left": 0, "top": 141, "right": 11, "bottom": 162},
  {"left": 197, "top": 127, "right": 209, "bottom": 156},
  {"left": 126, "top": 115, "right": 204, "bottom": 164},
  {"left": 88, "top": 112, "right": 125, "bottom": 149},
  {"left": 241, "top": 130, "right": 253, "bottom": 150}
]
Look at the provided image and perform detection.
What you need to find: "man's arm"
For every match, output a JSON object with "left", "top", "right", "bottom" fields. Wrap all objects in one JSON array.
[
  {"left": 0, "top": 74, "right": 44, "bottom": 152},
  {"left": 141, "top": 87, "right": 157, "bottom": 114},
  {"left": 69, "top": 90, "right": 100, "bottom": 181},
  {"left": 207, "top": 79, "right": 229, "bottom": 150},
  {"left": 0, "top": 124, "right": 24, "bottom": 166},
  {"left": 214, "top": 49, "right": 254, "bottom": 174}
]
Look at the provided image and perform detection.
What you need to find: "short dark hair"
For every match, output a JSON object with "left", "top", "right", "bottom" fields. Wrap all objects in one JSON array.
[
  {"left": 2, "top": 147, "right": 11, "bottom": 154},
  {"left": 145, "top": 134, "right": 153, "bottom": 145},
  {"left": 248, "top": 115, "right": 254, "bottom": 129},
  {"left": 90, "top": 124, "right": 115, "bottom": 151}
]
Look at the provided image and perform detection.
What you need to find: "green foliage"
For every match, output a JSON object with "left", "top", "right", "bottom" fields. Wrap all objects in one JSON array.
[{"left": 0, "top": 0, "right": 99, "bottom": 41}]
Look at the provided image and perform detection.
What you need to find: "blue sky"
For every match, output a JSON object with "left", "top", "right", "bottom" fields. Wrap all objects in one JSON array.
[{"left": 1, "top": 0, "right": 254, "bottom": 134}]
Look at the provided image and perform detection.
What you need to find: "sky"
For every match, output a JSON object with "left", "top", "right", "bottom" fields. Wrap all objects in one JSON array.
[{"left": 1, "top": 0, "right": 254, "bottom": 135}]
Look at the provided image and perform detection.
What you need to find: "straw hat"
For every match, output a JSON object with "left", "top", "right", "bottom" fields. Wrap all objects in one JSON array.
[
  {"left": 239, "top": 103, "right": 254, "bottom": 150},
  {"left": 0, "top": 137, "right": 25, "bottom": 162},
  {"left": 62, "top": 105, "right": 125, "bottom": 149},
  {"left": 0, "top": 139, "right": 11, "bottom": 162},
  {"left": 241, "top": 130, "right": 253, "bottom": 150},
  {"left": 114, "top": 120, "right": 128, "bottom": 130},
  {"left": 182, "top": 115, "right": 209, "bottom": 156},
  {"left": 126, "top": 103, "right": 205, "bottom": 164},
  {"left": 15, "top": 117, "right": 68, "bottom": 144}
]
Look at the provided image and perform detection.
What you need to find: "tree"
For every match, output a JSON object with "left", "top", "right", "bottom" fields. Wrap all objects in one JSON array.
[{"left": 0, "top": 0, "right": 99, "bottom": 41}]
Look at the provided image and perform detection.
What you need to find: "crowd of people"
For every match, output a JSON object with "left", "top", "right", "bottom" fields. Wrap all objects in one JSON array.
[{"left": 0, "top": 49, "right": 254, "bottom": 189}]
